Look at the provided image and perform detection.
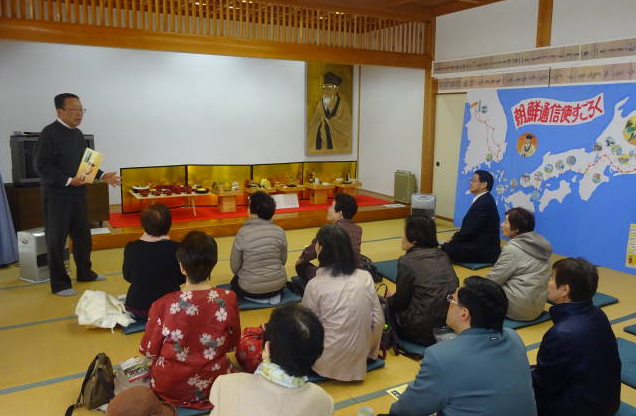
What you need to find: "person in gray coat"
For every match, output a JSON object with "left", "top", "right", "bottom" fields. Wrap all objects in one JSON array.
[
  {"left": 486, "top": 207, "right": 552, "bottom": 321},
  {"left": 383, "top": 277, "right": 537, "bottom": 416},
  {"left": 230, "top": 191, "right": 287, "bottom": 300},
  {"left": 388, "top": 215, "right": 458, "bottom": 346}
]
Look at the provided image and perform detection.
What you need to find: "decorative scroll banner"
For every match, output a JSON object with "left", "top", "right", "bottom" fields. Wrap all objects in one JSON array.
[
  {"left": 512, "top": 94, "right": 604, "bottom": 128},
  {"left": 433, "top": 37, "right": 636, "bottom": 76},
  {"left": 438, "top": 63, "right": 636, "bottom": 92}
]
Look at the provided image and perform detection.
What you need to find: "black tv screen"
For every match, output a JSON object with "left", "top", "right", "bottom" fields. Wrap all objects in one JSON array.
[{"left": 10, "top": 133, "right": 95, "bottom": 187}]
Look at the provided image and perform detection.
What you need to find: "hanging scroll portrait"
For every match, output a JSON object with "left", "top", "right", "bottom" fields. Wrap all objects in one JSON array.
[{"left": 306, "top": 62, "right": 353, "bottom": 155}]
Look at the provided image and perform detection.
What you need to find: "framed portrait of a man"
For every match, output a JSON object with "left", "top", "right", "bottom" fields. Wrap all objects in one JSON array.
[{"left": 306, "top": 62, "right": 353, "bottom": 155}]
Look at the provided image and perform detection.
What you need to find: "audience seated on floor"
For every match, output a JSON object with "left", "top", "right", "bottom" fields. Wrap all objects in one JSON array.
[
  {"left": 532, "top": 257, "right": 621, "bottom": 416},
  {"left": 122, "top": 203, "right": 185, "bottom": 320},
  {"left": 140, "top": 230, "right": 241, "bottom": 411},
  {"left": 441, "top": 170, "right": 501, "bottom": 264},
  {"left": 383, "top": 276, "right": 537, "bottom": 416},
  {"left": 387, "top": 214, "right": 458, "bottom": 346},
  {"left": 210, "top": 304, "right": 333, "bottom": 416},
  {"left": 295, "top": 193, "right": 363, "bottom": 285},
  {"left": 230, "top": 191, "right": 287, "bottom": 303},
  {"left": 486, "top": 207, "right": 552, "bottom": 321},
  {"left": 106, "top": 386, "right": 176, "bottom": 416},
  {"left": 301, "top": 224, "right": 384, "bottom": 381}
]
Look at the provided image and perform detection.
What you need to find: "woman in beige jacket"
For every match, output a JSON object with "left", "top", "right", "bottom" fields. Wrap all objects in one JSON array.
[
  {"left": 301, "top": 224, "right": 384, "bottom": 381},
  {"left": 209, "top": 304, "right": 333, "bottom": 416}
]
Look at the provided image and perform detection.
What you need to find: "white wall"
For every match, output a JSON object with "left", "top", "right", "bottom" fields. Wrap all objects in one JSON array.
[
  {"left": 358, "top": 65, "right": 425, "bottom": 197},
  {"left": 435, "top": 0, "right": 538, "bottom": 61},
  {"left": 0, "top": 40, "right": 361, "bottom": 204},
  {"left": 552, "top": 0, "right": 636, "bottom": 46}
]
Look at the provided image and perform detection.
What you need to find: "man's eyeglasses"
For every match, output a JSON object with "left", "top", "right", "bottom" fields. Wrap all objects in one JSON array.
[
  {"left": 64, "top": 108, "right": 87, "bottom": 114},
  {"left": 446, "top": 293, "right": 460, "bottom": 306}
]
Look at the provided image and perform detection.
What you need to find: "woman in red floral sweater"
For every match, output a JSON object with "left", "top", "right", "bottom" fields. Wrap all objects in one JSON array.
[{"left": 140, "top": 230, "right": 241, "bottom": 410}]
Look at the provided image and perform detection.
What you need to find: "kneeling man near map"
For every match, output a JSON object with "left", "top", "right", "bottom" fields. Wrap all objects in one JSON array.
[{"left": 442, "top": 170, "right": 501, "bottom": 264}]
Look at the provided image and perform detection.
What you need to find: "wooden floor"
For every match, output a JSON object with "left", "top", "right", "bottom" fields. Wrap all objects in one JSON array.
[{"left": 1, "top": 218, "right": 635, "bottom": 416}]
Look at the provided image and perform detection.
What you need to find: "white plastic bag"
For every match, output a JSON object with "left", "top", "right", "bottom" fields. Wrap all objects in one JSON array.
[{"left": 75, "top": 290, "right": 135, "bottom": 329}]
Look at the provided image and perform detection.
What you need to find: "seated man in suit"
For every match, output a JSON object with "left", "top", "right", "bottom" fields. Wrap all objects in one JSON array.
[
  {"left": 532, "top": 257, "right": 621, "bottom": 416},
  {"left": 383, "top": 276, "right": 537, "bottom": 416},
  {"left": 442, "top": 170, "right": 501, "bottom": 264}
]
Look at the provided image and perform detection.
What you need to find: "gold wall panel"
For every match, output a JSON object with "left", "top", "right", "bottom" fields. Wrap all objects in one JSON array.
[
  {"left": 187, "top": 165, "right": 252, "bottom": 206},
  {"left": 302, "top": 161, "right": 357, "bottom": 183},
  {"left": 121, "top": 165, "right": 187, "bottom": 213},
  {"left": 252, "top": 163, "right": 303, "bottom": 185}
]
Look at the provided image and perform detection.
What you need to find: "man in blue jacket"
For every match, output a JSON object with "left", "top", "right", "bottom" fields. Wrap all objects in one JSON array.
[
  {"left": 385, "top": 276, "right": 537, "bottom": 416},
  {"left": 532, "top": 257, "right": 621, "bottom": 416}
]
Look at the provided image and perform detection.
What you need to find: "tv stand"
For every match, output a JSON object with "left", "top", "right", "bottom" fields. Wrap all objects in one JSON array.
[{"left": 4, "top": 182, "right": 109, "bottom": 231}]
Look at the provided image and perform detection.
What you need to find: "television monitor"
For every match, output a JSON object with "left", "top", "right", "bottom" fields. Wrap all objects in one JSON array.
[{"left": 10, "top": 133, "right": 95, "bottom": 187}]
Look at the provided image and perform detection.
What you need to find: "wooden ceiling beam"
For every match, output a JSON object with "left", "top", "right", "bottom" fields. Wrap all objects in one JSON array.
[
  {"left": 432, "top": 0, "right": 504, "bottom": 16},
  {"left": 261, "top": 0, "right": 433, "bottom": 22},
  {"left": 0, "top": 19, "right": 431, "bottom": 68}
]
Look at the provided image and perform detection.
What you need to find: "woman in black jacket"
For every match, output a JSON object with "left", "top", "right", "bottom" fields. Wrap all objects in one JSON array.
[
  {"left": 123, "top": 203, "right": 185, "bottom": 320},
  {"left": 388, "top": 215, "right": 459, "bottom": 346}
]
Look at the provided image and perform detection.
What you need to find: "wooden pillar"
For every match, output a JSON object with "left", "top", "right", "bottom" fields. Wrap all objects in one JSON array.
[
  {"left": 420, "top": 18, "right": 435, "bottom": 193},
  {"left": 536, "top": 0, "right": 553, "bottom": 47}
]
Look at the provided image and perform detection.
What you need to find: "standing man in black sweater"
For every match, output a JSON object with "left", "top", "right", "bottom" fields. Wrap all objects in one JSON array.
[
  {"left": 34, "top": 93, "right": 120, "bottom": 296},
  {"left": 441, "top": 170, "right": 501, "bottom": 264}
]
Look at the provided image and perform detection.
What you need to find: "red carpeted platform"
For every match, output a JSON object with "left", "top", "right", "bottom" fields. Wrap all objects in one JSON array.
[{"left": 109, "top": 195, "right": 393, "bottom": 228}]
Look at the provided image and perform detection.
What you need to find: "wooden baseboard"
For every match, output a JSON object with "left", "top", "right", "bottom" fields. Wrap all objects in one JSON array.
[
  {"left": 436, "top": 215, "right": 454, "bottom": 223},
  {"left": 358, "top": 188, "right": 398, "bottom": 202}
]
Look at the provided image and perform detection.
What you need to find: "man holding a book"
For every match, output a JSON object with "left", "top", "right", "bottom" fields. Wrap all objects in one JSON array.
[{"left": 34, "top": 93, "right": 120, "bottom": 296}]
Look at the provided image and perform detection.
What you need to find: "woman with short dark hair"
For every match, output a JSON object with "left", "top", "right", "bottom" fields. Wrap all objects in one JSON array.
[
  {"left": 140, "top": 230, "right": 241, "bottom": 411},
  {"left": 301, "top": 224, "right": 384, "bottom": 381},
  {"left": 209, "top": 304, "right": 333, "bottom": 416},
  {"left": 122, "top": 203, "right": 184, "bottom": 319},
  {"left": 230, "top": 191, "right": 287, "bottom": 302},
  {"left": 388, "top": 215, "right": 459, "bottom": 346},
  {"left": 486, "top": 207, "right": 552, "bottom": 321}
]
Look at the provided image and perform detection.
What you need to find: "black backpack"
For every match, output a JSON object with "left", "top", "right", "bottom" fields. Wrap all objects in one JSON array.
[
  {"left": 360, "top": 254, "right": 383, "bottom": 283},
  {"left": 65, "top": 352, "right": 115, "bottom": 416}
]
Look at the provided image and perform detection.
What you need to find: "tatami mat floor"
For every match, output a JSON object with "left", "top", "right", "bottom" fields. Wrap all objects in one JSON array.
[{"left": 1, "top": 218, "right": 635, "bottom": 415}]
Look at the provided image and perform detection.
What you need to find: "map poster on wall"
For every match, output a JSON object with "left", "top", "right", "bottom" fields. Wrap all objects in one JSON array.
[
  {"left": 455, "top": 84, "right": 636, "bottom": 274},
  {"left": 627, "top": 224, "right": 636, "bottom": 269}
]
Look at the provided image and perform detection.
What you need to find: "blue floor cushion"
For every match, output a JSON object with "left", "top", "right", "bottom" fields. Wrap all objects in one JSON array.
[
  {"left": 122, "top": 319, "right": 147, "bottom": 335},
  {"left": 374, "top": 260, "right": 398, "bottom": 283},
  {"left": 177, "top": 407, "right": 212, "bottom": 416},
  {"left": 503, "top": 311, "right": 551, "bottom": 330},
  {"left": 618, "top": 338, "right": 636, "bottom": 389},
  {"left": 592, "top": 292, "right": 619, "bottom": 307},
  {"left": 454, "top": 262, "right": 494, "bottom": 270},
  {"left": 547, "top": 292, "right": 618, "bottom": 308},
  {"left": 625, "top": 324, "right": 636, "bottom": 336},
  {"left": 397, "top": 336, "right": 427, "bottom": 357},
  {"left": 617, "top": 402, "right": 636, "bottom": 416},
  {"left": 307, "top": 358, "right": 385, "bottom": 383},
  {"left": 216, "top": 284, "right": 301, "bottom": 310}
]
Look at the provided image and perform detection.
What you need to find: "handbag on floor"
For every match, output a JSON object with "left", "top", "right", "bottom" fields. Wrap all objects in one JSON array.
[
  {"left": 376, "top": 283, "right": 399, "bottom": 359},
  {"left": 236, "top": 326, "right": 265, "bottom": 373},
  {"left": 360, "top": 254, "right": 383, "bottom": 283},
  {"left": 64, "top": 352, "right": 115, "bottom": 416}
]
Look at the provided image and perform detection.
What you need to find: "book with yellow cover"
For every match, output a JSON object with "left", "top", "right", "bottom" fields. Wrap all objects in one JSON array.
[{"left": 76, "top": 147, "right": 103, "bottom": 184}]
